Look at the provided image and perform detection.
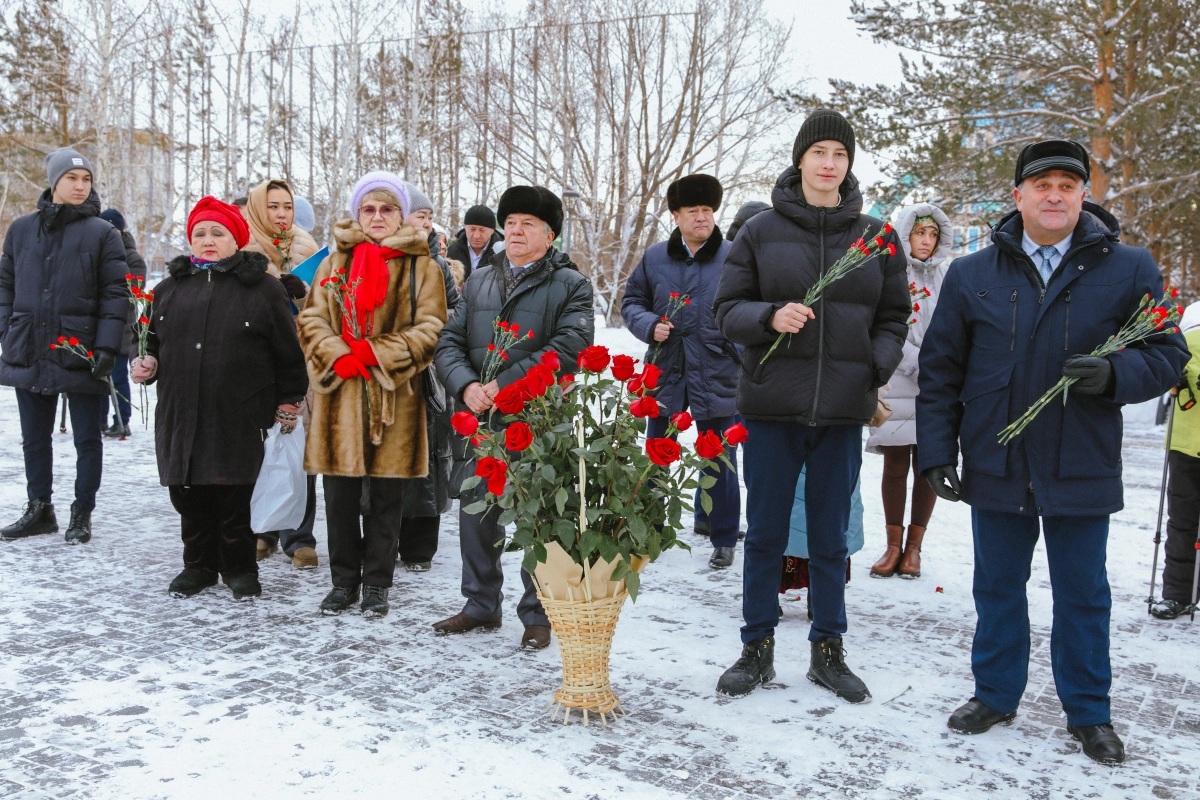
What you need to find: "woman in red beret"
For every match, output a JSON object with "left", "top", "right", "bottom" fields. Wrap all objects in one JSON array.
[{"left": 132, "top": 197, "right": 309, "bottom": 601}]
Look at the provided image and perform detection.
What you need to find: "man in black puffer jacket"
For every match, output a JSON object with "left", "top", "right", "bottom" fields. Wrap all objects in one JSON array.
[
  {"left": 713, "top": 110, "right": 910, "bottom": 703},
  {"left": 434, "top": 185, "right": 594, "bottom": 650},
  {"left": 0, "top": 148, "right": 129, "bottom": 544}
]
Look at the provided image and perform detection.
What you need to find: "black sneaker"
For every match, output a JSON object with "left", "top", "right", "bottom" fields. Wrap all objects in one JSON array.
[
  {"left": 227, "top": 574, "right": 262, "bottom": 601},
  {"left": 1150, "top": 598, "right": 1189, "bottom": 620},
  {"left": 716, "top": 636, "right": 775, "bottom": 697},
  {"left": 64, "top": 507, "right": 92, "bottom": 544},
  {"left": 320, "top": 586, "right": 360, "bottom": 616},
  {"left": 169, "top": 569, "right": 218, "bottom": 598},
  {"left": 0, "top": 501, "right": 58, "bottom": 540},
  {"left": 808, "top": 637, "right": 871, "bottom": 703},
  {"left": 361, "top": 585, "right": 390, "bottom": 618}
]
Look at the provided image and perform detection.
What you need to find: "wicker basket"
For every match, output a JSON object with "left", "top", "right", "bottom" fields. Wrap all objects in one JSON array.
[{"left": 539, "top": 590, "right": 629, "bottom": 726}]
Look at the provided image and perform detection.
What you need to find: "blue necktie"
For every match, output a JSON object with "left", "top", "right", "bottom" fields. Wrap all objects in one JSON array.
[{"left": 1035, "top": 245, "right": 1057, "bottom": 284}]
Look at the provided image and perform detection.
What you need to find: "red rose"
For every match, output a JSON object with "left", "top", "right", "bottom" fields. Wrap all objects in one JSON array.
[
  {"left": 629, "top": 395, "right": 659, "bottom": 418},
  {"left": 493, "top": 383, "right": 527, "bottom": 415},
  {"left": 505, "top": 421, "right": 534, "bottom": 451},
  {"left": 451, "top": 411, "right": 479, "bottom": 436},
  {"left": 611, "top": 354, "right": 637, "bottom": 381},
  {"left": 524, "top": 364, "right": 556, "bottom": 397},
  {"left": 670, "top": 411, "right": 693, "bottom": 432},
  {"left": 475, "top": 456, "right": 508, "bottom": 495},
  {"left": 578, "top": 345, "right": 611, "bottom": 372},
  {"left": 641, "top": 363, "right": 662, "bottom": 390},
  {"left": 540, "top": 350, "right": 560, "bottom": 371},
  {"left": 645, "top": 438, "right": 681, "bottom": 466},
  {"left": 695, "top": 429, "right": 724, "bottom": 459},
  {"left": 724, "top": 422, "right": 749, "bottom": 445}
]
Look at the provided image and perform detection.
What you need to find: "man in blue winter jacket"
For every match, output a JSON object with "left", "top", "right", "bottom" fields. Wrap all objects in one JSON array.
[
  {"left": 916, "top": 140, "right": 1189, "bottom": 765},
  {"left": 622, "top": 173, "right": 743, "bottom": 570}
]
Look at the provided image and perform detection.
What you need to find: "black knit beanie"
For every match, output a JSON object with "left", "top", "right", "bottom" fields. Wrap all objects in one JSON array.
[
  {"left": 463, "top": 204, "right": 496, "bottom": 228},
  {"left": 792, "top": 109, "right": 856, "bottom": 170}
]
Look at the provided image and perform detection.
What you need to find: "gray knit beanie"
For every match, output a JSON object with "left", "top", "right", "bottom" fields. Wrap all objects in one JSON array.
[
  {"left": 791, "top": 109, "right": 856, "bottom": 171},
  {"left": 46, "top": 147, "right": 93, "bottom": 191},
  {"left": 405, "top": 183, "right": 433, "bottom": 214}
]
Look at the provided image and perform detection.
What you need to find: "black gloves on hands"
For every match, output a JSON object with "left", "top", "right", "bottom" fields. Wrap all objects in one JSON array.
[
  {"left": 1062, "top": 355, "right": 1113, "bottom": 395},
  {"left": 922, "top": 464, "right": 962, "bottom": 503},
  {"left": 91, "top": 348, "right": 116, "bottom": 381},
  {"left": 278, "top": 273, "right": 308, "bottom": 300}
]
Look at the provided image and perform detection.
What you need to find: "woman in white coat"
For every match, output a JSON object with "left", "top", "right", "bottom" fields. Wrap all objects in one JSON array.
[{"left": 866, "top": 203, "right": 953, "bottom": 579}]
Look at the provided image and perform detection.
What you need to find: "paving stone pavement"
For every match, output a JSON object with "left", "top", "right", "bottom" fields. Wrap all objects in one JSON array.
[{"left": 0, "top": 392, "right": 1198, "bottom": 798}]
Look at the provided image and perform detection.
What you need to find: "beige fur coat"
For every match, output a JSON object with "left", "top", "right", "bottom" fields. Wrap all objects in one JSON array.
[{"left": 298, "top": 221, "right": 448, "bottom": 478}]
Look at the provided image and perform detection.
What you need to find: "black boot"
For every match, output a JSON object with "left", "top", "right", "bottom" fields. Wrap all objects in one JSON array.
[
  {"left": 64, "top": 507, "right": 92, "bottom": 544},
  {"left": 102, "top": 420, "right": 126, "bottom": 438},
  {"left": 320, "top": 586, "right": 360, "bottom": 616},
  {"left": 0, "top": 501, "right": 58, "bottom": 540},
  {"left": 694, "top": 519, "right": 710, "bottom": 537},
  {"left": 360, "top": 585, "right": 390, "bottom": 618},
  {"left": 169, "top": 569, "right": 218, "bottom": 598},
  {"left": 709, "top": 546, "right": 735, "bottom": 569},
  {"left": 808, "top": 637, "right": 871, "bottom": 704},
  {"left": 947, "top": 697, "right": 1016, "bottom": 734},
  {"left": 227, "top": 574, "right": 262, "bottom": 601},
  {"left": 1150, "top": 598, "right": 1189, "bottom": 620},
  {"left": 716, "top": 636, "right": 775, "bottom": 696},
  {"left": 1068, "top": 723, "right": 1125, "bottom": 764}
]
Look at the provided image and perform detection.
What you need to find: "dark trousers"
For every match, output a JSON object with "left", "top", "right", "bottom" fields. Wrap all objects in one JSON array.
[
  {"left": 971, "top": 508, "right": 1111, "bottom": 727},
  {"left": 647, "top": 413, "right": 741, "bottom": 547},
  {"left": 323, "top": 475, "right": 403, "bottom": 589},
  {"left": 399, "top": 515, "right": 440, "bottom": 563},
  {"left": 257, "top": 474, "right": 318, "bottom": 555},
  {"left": 1164, "top": 450, "right": 1200, "bottom": 604},
  {"left": 459, "top": 504, "right": 548, "bottom": 626},
  {"left": 100, "top": 355, "right": 131, "bottom": 426},
  {"left": 16, "top": 389, "right": 104, "bottom": 511},
  {"left": 168, "top": 484, "right": 257, "bottom": 578},
  {"left": 741, "top": 421, "right": 861, "bottom": 644}
]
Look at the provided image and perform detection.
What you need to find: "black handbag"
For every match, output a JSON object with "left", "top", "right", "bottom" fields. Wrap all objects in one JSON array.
[{"left": 410, "top": 257, "right": 446, "bottom": 415}]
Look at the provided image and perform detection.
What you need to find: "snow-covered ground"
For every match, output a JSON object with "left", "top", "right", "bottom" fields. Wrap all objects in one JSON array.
[{"left": 1, "top": 325, "right": 1198, "bottom": 800}]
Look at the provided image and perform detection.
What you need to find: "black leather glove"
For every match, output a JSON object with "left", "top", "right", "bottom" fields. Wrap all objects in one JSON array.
[
  {"left": 278, "top": 273, "right": 308, "bottom": 299},
  {"left": 91, "top": 348, "right": 116, "bottom": 381},
  {"left": 922, "top": 464, "right": 962, "bottom": 503},
  {"left": 1062, "top": 355, "right": 1113, "bottom": 395}
]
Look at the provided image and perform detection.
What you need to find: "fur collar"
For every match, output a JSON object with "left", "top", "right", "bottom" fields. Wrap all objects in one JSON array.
[
  {"left": 332, "top": 219, "right": 431, "bottom": 257},
  {"left": 666, "top": 225, "right": 725, "bottom": 262},
  {"left": 167, "top": 250, "right": 270, "bottom": 286}
]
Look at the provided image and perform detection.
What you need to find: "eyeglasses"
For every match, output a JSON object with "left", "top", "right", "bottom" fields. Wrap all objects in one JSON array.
[{"left": 359, "top": 204, "right": 398, "bottom": 219}]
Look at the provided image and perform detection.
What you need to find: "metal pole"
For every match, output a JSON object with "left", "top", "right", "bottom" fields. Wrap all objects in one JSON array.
[
  {"left": 58, "top": 394, "right": 68, "bottom": 433},
  {"left": 1148, "top": 397, "right": 1175, "bottom": 611}
]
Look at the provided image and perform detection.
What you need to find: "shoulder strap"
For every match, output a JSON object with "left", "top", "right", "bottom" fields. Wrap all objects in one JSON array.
[{"left": 409, "top": 256, "right": 417, "bottom": 321}]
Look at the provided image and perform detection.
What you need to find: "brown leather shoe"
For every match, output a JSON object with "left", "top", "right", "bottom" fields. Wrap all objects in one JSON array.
[
  {"left": 432, "top": 612, "right": 502, "bottom": 635},
  {"left": 869, "top": 525, "right": 904, "bottom": 577},
  {"left": 521, "top": 625, "right": 551, "bottom": 649},
  {"left": 898, "top": 524, "right": 925, "bottom": 578},
  {"left": 291, "top": 547, "right": 319, "bottom": 569},
  {"left": 256, "top": 539, "right": 277, "bottom": 561}
]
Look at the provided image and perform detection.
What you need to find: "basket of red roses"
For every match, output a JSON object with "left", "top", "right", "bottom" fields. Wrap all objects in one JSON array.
[{"left": 452, "top": 343, "right": 746, "bottom": 726}]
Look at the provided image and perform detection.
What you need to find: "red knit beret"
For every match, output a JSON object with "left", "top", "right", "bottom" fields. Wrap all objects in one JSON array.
[{"left": 187, "top": 196, "right": 250, "bottom": 249}]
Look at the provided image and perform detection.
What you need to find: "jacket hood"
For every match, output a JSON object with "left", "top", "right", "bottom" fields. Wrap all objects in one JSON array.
[
  {"left": 992, "top": 200, "right": 1120, "bottom": 259},
  {"left": 893, "top": 202, "right": 953, "bottom": 268},
  {"left": 770, "top": 167, "right": 864, "bottom": 233},
  {"left": 666, "top": 225, "right": 725, "bottom": 262},
  {"left": 168, "top": 249, "right": 271, "bottom": 286},
  {"left": 332, "top": 219, "right": 431, "bottom": 256},
  {"left": 38, "top": 187, "right": 101, "bottom": 230}
]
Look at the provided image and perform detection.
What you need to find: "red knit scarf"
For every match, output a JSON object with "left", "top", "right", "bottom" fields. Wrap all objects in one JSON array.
[{"left": 343, "top": 242, "right": 403, "bottom": 342}]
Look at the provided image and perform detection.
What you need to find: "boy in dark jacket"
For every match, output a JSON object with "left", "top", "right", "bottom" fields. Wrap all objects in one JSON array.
[
  {"left": 713, "top": 110, "right": 910, "bottom": 703},
  {"left": 916, "top": 140, "right": 1189, "bottom": 764},
  {"left": 0, "top": 148, "right": 129, "bottom": 544}
]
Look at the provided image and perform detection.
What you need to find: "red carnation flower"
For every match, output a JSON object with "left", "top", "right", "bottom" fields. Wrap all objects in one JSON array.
[
  {"left": 527, "top": 330, "right": 534, "bottom": 339},
  {"left": 124, "top": 273, "right": 133, "bottom": 280},
  {"left": 475, "top": 456, "right": 508, "bottom": 495},
  {"left": 49, "top": 343, "right": 57, "bottom": 350},
  {"left": 611, "top": 354, "right": 637, "bottom": 381},
  {"left": 695, "top": 429, "right": 724, "bottom": 459},
  {"left": 86, "top": 350, "right": 93, "bottom": 357},
  {"left": 510, "top": 324, "right": 520, "bottom": 335},
  {"left": 671, "top": 411, "right": 693, "bottom": 432},
  {"left": 883, "top": 223, "right": 893, "bottom": 234},
  {"left": 272, "top": 239, "right": 280, "bottom": 246},
  {"left": 68, "top": 337, "right": 79, "bottom": 346},
  {"left": 684, "top": 298, "right": 690, "bottom": 305},
  {"left": 577, "top": 345, "right": 611, "bottom": 373},
  {"left": 912, "top": 303, "right": 920, "bottom": 312},
  {"left": 887, "top": 243, "right": 897, "bottom": 256},
  {"left": 505, "top": 421, "right": 534, "bottom": 451},
  {"left": 645, "top": 437, "right": 681, "bottom": 466},
  {"left": 451, "top": 411, "right": 479, "bottom": 436},
  {"left": 487, "top": 343, "right": 496, "bottom": 351},
  {"left": 724, "top": 422, "right": 749, "bottom": 445},
  {"left": 138, "top": 316, "right": 149, "bottom": 325}
]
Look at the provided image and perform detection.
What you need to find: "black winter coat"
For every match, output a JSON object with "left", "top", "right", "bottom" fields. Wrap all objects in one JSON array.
[
  {"left": 146, "top": 251, "right": 308, "bottom": 486},
  {"left": 118, "top": 230, "right": 148, "bottom": 356},
  {"left": 714, "top": 170, "right": 911, "bottom": 425},
  {"left": 401, "top": 257, "right": 462, "bottom": 517},
  {"left": 0, "top": 189, "right": 129, "bottom": 395},
  {"left": 446, "top": 228, "right": 503, "bottom": 281},
  {"left": 435, "top": 247, "right": 594, "bottom": 400}
]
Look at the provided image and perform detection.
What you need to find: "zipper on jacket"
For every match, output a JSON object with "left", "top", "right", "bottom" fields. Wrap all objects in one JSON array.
[
  {"left": 809, "top": 208, "right": 827, "bottom": 426},
  {"left": 1009, "top": 290, "right": 1018, "bottom": 351},
  {"left": 1064, "top": 290, "right": 1071, "bottom": 351}
]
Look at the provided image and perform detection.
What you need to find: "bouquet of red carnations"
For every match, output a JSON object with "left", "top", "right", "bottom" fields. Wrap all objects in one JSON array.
[
  {"left": 481, "top": 319, "right": 534, "bottom": 384},
  {"left": 648, "top": 292, "right": 690, "bottom": 365},
  {"left": 126, "top": 274, "right": 154, "bottom": 426}
]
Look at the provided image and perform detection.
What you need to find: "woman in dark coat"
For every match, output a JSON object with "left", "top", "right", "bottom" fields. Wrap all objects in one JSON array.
[{"left": 133, "top": 197, "right": 308, "bottom": 601}]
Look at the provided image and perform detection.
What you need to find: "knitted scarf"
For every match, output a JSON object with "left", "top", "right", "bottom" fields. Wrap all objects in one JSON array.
[{"left": 343, "top": 241, "right": 403, "bottom": 342}]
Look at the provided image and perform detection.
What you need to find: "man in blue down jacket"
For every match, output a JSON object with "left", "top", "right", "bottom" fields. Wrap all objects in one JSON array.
[
  {"left": 622, "top": 173, "right": 743, "bottom": 570},
  {"left": 917, "top": 140, "right": 1189, "bottom": 765},
  {"left": 0, "top": 148, "right": 128, "bottom": 545}
]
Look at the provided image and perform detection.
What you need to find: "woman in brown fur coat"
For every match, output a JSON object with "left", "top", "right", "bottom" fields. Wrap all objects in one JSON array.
[{"left": 298, "top": 172, "right": 448, "bottom": 618}]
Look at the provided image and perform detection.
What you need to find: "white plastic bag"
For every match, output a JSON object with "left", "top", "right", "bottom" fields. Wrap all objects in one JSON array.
[{"left": 250, "top": 420, "right": 308, "bottom": 533}]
